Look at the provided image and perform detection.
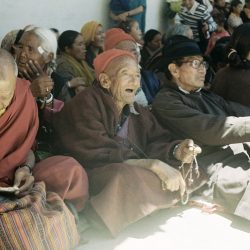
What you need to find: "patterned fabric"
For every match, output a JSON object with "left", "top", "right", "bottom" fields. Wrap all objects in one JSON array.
[
  {"left": 175, "top": 1, "right": 217, "bottom": 41},
  {"left": 0, "top": 182, "right": 79, "bottom": 250}
]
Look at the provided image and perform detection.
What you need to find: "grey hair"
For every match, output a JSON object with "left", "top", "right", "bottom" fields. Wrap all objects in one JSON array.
[
  {"left": 28, "top": 27, "right": 58, "bottom": 60},
  {"left": 165, "top": 24, "right": 192, "bottom": 41},
  {"left": 0, "top": 48, "right": 18, "bottom": 80}
]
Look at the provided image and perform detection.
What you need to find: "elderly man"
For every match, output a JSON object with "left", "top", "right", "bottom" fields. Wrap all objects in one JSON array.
[
  {"left": 54, "top": 49, "right": 205, "bottom": 236},
  {"left": 152, "top": 35, "right": 250, "bottom": 221},
  {"left": 0, "top": 49, "right": 88, "bottom": 248},
  {"left": 105, "top": 28, "right": 161, "bottom": 105}
]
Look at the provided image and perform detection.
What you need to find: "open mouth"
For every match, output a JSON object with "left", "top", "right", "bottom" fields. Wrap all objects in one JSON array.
[{"left": 125, "top": 88, "right": 134, "bottom": 93}]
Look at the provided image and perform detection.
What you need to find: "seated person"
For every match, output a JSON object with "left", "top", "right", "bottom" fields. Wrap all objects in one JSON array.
[
  {"left": 227, "top": 0, "right": 243, "bottom": 34},
  {"left": 212, "top": 24, "right": 250, "bottom": 107},
  {"left": 209, "top": 36, "right": 230, "bottom": 73},
  {"left": 241, "top": 0, "right": 250, "bottom": 23},
  {"left": 140, "top": 29, "right": 162, "bottom": 68},
  {"left": 0, "top": 49, "right": 88, "bottom": 249},
  {"left": 0, "top": 29, "right": 20, "bottom": 53},
  {"left": 14, "top": 27, "right": 78, "bottom": 155},
  {"left": 53, "top": 49, "right": 205, "bottom": 236},
  {"left": 56, "top": 30, "right": 95, "bottom": 92},
  {"left": 152, "top": 35, "right": 250, "bottom": 221},
  {"left": 80, "top": 21, "right": 105, "bottom": 68},
  {"left": 205, "top": 14, "right": 230, "bottom": 56},
  {"left": 147, "top": 24, "right": 193, "bottom": 79},
  {"left": 118, "top": 18, "right": 143, "bottom": 44},
  {"left": 105, "top": 28, "right": 161, "bottom": 105}
]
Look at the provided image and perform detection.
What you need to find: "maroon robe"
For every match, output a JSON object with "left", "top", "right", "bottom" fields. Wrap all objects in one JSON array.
[{"left": 0, "top": 78, "right": 88, "bottom": 211}]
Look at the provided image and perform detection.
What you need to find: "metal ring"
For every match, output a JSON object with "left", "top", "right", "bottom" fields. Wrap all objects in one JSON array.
[{"left": 36, "top": 72, "right": 40, "bottom": 76}]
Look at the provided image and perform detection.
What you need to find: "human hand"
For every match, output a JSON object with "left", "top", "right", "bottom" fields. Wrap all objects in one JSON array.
[
  {"left": 18, "top": 60, "right": 45, "bottom": 81},
  {"left": 124, "top": 158, "right": 186, "bottom": 195},
  {"left": 150, "top": 160, "right": 186, "bottom": 195},
  {"left": 69, "top": 77, "right": 87, "bottom": 88},
  {"left": 202, "top": 22, "right": 209, "bottom": 33},
  {"left": 29, "top": 75, "right": 54, "bottom": 98},
  {"left": 117, "top": 12, "right": 129, "bottom": 21},
  {"left": 13, "top": 167, "right": 34, "bottom": 195},
  {"left": 19, "top": 60, "right": 54, "bottom": 98},
  {"left": 174, "top": 139, "right": 202, "bottom": 164}
]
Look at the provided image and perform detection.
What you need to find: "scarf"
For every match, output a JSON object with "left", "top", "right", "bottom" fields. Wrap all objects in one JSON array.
[
  {"left": 61, "top": 53, "right": 94, "bottom": 85},
  {"left": 0, "top": 78, "right": 38, "bottom": 181}
]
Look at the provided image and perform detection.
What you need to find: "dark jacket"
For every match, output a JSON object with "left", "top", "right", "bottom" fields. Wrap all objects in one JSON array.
[
  {"left": 152, "top": 82, "right": 250, "bottom": 219},
  {"left": 212, "top": 66, "right": 250, "bottom": 107}
]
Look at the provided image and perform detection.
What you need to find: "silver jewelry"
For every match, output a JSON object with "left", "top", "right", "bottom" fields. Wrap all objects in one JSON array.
[{"left": 179, "top": 148, "right": 200, "bottom": 205}]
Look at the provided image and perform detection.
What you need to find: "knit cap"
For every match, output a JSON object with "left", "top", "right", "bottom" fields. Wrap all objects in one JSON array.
[
  {"left": 104, "top": 28, "right": 135, "bottom": 50},
  {"left": 93, "top": 49, "right": 135, "bottom": 78}
]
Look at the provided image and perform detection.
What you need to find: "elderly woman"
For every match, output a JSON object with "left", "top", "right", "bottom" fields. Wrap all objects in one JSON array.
[
  {"left": 14, "top": 27, "right": 56, "bottom": 98},
  {"left": 80, "top": 21, "right": 105, "bottom": 68},
  {"left": 53, "top": 49, "right": 205, "bottom": 236},
  {"left": 14, "top": 27, "right": 78, "bottom": 154},
  {"left": 0, "top": 49, "right": 88, "bottom": 249}
]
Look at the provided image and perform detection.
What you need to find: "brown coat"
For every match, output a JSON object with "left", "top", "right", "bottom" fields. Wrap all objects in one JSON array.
[
  {"left": 53, "top": 83, "right": 205, "bottom": 236},
  {"left": 54, "top": 83, "right": 179, "bottom": 169}
]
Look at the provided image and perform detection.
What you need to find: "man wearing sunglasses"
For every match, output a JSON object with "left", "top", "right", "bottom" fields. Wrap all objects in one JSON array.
[{"left": 152, "top": 35, "right": 250, "bottom": 222}]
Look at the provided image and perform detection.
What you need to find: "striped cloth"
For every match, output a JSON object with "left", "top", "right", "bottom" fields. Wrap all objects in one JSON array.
[
  {"left": 175, "top": 1, "right": 217, "bottom": 41},
  {"left": 0, "top": 182, "right": 79, "bottom": 250}
]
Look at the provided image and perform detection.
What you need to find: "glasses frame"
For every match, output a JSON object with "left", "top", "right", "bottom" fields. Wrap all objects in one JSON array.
[{"left": 180, "top": 59, "right": 209, "bottom": 70}]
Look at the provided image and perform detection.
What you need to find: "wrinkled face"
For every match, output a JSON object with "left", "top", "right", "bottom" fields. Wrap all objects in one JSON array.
[
  {"left": 130, "top": 21, "right": 142, "bottom": 42},
  {"left": 183, "top": 0, "right": 195, "bottom": 9},
  {"left": 15, "top": 32, "right": 49, "bottom": 73},
  {"left": 116, "top": 40, "right": 140, "bottom": 63},
  {"left": 92, "top": 25, "right": 105, "bottom": 48},
  {"left": 147, "top": 33, "right": 162, "bottom": 51},
  {"left": 0, "top": 69, "right": 16, "bottom": 117},
  {"left": 170, "top": 56, "right": 206, "bottom": 92},
  {"left": 66, "top": 34, "right": 86, "bottom": 61},
  {"left": 101, "top": 57, "right": 141, "bottom": 111}
]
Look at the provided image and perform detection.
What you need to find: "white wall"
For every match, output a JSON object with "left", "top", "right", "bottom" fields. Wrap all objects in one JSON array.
[{"left": 0, "top": 0, "right": 164, "bottom": 43}]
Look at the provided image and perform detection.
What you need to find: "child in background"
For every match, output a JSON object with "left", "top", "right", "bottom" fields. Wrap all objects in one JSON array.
[
  {"left": 205, "top": 15, "right": 230, "bottom": 55},
  {"left": 118, "top": 18, "right": 143, "bottom": 44}
]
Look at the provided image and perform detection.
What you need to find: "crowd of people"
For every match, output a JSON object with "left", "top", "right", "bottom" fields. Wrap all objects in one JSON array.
[{"left": 1, "top": 0, "right": 250, "bottom": 248}]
